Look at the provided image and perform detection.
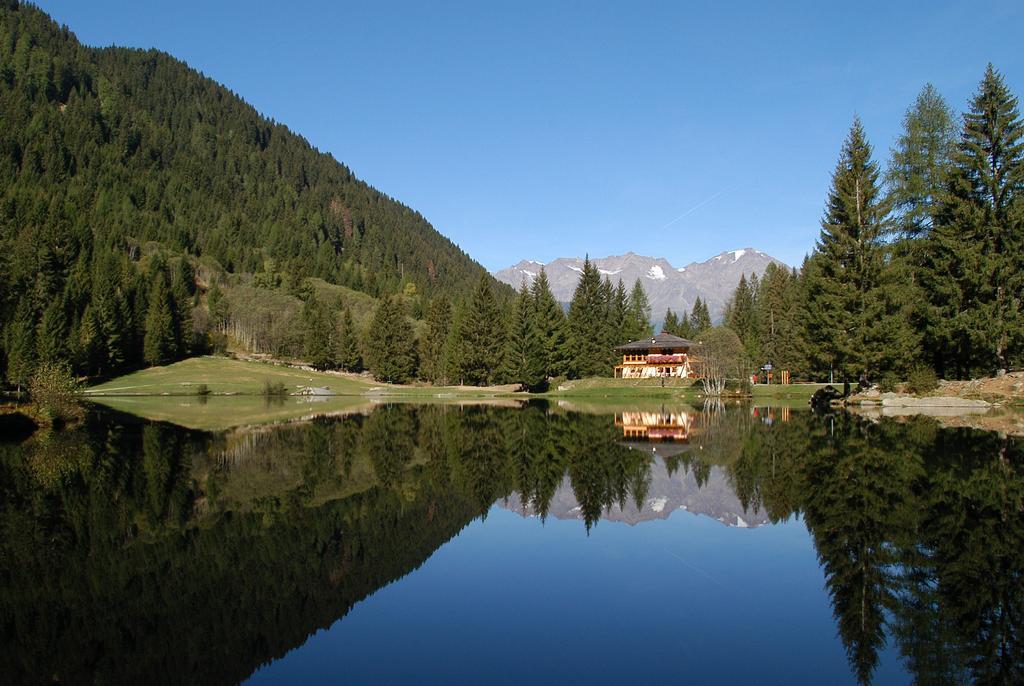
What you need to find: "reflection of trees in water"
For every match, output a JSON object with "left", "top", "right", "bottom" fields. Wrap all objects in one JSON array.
[
  {"left": 0, "top": 405, "right": 1020, "bottom": 685},
  {"left": 723, "top": 411, "right": 1024, "bottom": 686}
]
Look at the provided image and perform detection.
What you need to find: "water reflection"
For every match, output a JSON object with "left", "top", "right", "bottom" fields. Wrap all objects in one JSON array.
[{"left": 0, "top": 403, "right": 1021, "bottom": 684}]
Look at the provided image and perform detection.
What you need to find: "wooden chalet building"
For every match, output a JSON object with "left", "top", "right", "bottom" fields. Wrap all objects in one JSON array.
[{"left": 613, "top": 331, "right": 695, "bottom": 379}]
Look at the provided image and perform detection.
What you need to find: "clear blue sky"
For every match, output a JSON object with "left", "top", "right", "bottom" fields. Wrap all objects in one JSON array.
[{"left": 36, "top": 0, "right": 1023, "bottom": 271}]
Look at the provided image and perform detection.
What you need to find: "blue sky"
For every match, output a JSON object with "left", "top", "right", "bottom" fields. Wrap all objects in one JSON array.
[{"left": 36, "top": 1, "right": 1023, "bottom": 270}]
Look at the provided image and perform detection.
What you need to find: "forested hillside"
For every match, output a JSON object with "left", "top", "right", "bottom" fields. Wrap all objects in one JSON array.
[{"left": 0, "top": 1, "right": 493, "bottom": 384}]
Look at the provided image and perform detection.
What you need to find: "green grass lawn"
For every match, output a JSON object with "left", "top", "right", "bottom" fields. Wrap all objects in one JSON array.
[{"left": 84, "top": 356, "right": 375, "bottom": 396}]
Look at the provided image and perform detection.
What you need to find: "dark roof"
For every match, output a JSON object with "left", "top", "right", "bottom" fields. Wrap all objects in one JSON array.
[{"left": 615, "top": 331, "right": 694, "bottom": 351}]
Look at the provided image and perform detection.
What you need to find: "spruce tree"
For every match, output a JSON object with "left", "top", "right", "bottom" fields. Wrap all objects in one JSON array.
[
  {"left": 689, "top": 297, "right": 712, "bottom": 335},
  {"left": 608, "top": 280, "right": 630, "bottom": 367},
  {"left": 419, "top": 297, "right": 452, "bottom": 382},
  {"left": 301, "top": 293, "right": 336, "bottom": 370},
  {"left": 336, "top": 307, "right": 363, "bottom": 372},
  {"left": 171, "top": 260, "right": 195, "bottom": 356},
  {"left": 5, "top": 301, "right": 36, "bottom": 394},
  {"left": 802, "top": 118, "right": 918, "bottom": 380},
  {"left": 564, "top": 257, "right": 607, "bottom": 378},
  {"left": 725, "top": 274, "right": 759, "bottom": 360},
  {"left": 928, "top": 65, "right": 1024, "bottom": 374},
  {"left": 143, "top": 276, "right": 176, "bottom": 367},
  {"left": 530, "top": 268, "right": 567, "bottom": 378},
  {"left": 365, "top": 296, "right": 417, "bottom": 383},
  {"left": 663, "top": 309, "right": 679, "bottom": 336},
  {"left": 625, "top": 278, "right": 652, "bottom": 341},
  {"left": 501, "top": 282, "right": 546, "bottom": 390},
  {"left": 459, "top": 276, "right": 505, "bottom": 385}
]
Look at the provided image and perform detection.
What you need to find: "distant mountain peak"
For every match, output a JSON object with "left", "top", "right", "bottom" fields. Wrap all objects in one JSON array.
[{"left": 493, "top": 249, "right": 786, "bottom": 323}]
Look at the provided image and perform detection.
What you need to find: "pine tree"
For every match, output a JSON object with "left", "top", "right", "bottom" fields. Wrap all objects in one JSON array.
[
  {"left": 625, "top": 278, "right": 652, "bottom": 341},
  {"left": 564, "top": 257, "right": 607, "bottom": 378},
  {"left": 365, "top": 296, "right": 417, "bottom": 383},
  {"left": 419, "top": 297, "right": 451, "bottom": 382},
  {"left": 143, "top": 276, "right": 176, "bottom": 367},
  {"left": 928, "top": 65, "right": 1024, "bottom": 374},
  {"left": 501, "top": 282, "right": 546, "bottom": 390},
  {"left": 531, "top": 268, "right": 567, "bottom": 378},
  {"left": 336, "top": 307, "right": 363, "bottom": 372},
  {"left": 458, "top": 276, "right": 505, "bottom": 385},
  {"left": 802, "top": 118, "right": 919, "bottom": 380}
]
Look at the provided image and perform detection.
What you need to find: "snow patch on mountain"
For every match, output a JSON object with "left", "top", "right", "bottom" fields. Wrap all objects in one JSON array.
[{"left": 646, "top": 265, "right": 667, "bottom": 280}]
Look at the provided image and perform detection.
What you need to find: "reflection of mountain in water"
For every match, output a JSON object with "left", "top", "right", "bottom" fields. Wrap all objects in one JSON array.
[{"left": 504, "top": 458, "right": 769, "bottom": 528}]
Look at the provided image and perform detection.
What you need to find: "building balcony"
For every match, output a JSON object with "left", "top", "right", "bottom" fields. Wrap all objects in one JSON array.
[{"left": 621, "top": 354, "right": 688, "bottom": 365}]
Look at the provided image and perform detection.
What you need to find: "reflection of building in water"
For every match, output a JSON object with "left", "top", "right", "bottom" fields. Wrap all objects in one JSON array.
[
  {"left": 751, "top": 406, "right": 790, "bottom": 425},
  {"left": 615, "top": 410, "right": 693, "bottom": 441}
]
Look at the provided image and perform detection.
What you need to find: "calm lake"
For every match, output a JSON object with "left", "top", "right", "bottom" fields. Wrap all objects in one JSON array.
[{"left": 1, "top": 401, "right": 1021, "bottom": 685}]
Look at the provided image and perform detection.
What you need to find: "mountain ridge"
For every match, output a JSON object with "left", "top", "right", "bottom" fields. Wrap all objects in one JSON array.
[{"left": 494, "top": 248, "right": 787, "bottom": 322}]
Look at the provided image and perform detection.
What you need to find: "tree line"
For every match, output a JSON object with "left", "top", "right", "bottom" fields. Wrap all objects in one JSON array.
[
  {"left": 715, "top": 66, "right": 1023, "bottom": 382},
  {"left": 291, "top": 259, "right": 657, "bottom": 388}
]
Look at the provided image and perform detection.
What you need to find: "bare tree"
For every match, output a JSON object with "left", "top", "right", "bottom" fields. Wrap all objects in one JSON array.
[{"left": 693, "top": 326, "right": 746, "bottom": 396}]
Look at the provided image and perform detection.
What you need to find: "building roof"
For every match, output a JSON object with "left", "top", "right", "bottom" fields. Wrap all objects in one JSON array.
[{"left": 615, "top": 331, "right": 694, "bottom": 351}]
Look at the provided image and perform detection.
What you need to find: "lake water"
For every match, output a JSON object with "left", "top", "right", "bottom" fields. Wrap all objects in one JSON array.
[{"left": 1, "top": 401, "right": 1021, "bottom": 685}]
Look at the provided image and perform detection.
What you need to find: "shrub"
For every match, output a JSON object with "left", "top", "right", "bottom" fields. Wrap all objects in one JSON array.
[
  {"left": 878, "top": 373, "right": 899, "bottom": 393},
  {"left": 906, "top": 365, "right": 939, "bottom": 395},
  {"left": 28, "top": 361, "right": 83, "bottom": 427},
  {"left": 261, "top": 379, "right": 289, "bottom": 396}
]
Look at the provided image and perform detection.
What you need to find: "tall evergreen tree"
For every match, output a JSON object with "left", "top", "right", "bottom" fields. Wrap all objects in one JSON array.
[
  {"left": 143, "top": 276, "right": 176, "bottom": 367},
  {"left": 419, "top": 297, "right": 452, "bottom": 383},
  {"left": 689, "top": 297, "right": 712, "bottom": 335},
  {"left": 501, "top": 282, "right": 546, "bottom": 390},
  {"left": 663, "top": 309, "right": 680, "bottom": 336},
  {"left": 928, "top": 65, "right": 1024, "bottom": 374},
  {"left": 886, "top": 84, "right": 958, "bottom": 240},
  {"left": 4, "top": 300, "right": 36, "bottom": 394},
  {"left": 624, "top": 278, "right": 652, "bottom": 341},
  {"left": 365, "top": 296, "right": 417, "bottom": 383},
  {"left": 802, "top": 118, "right": 919, "bottom": 380},
  {"left": 335, "top": 307, "right": 363, "bottom": 372},
  {"left": 301, "top": 293, "right": 336, "bottom": 370},
  {"left": 531, "top": 268, "right": 567, "bottom": 378},
  {"left": 459, "top": 276, "right": 506, "bottom": 385},
  {"left": 725, "top": 274, "right": 760, "bottom": 361},
  {"left": 563, "top": 257, "right": 608, "bottom": 378}
]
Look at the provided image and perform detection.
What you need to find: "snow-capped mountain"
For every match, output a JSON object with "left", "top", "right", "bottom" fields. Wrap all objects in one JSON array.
[
  {"left": 501, "top": 457, "right": 769, "bottom": 528},
  {"left": 493, "top": 249, "right": 786, "bottom": 324}
]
